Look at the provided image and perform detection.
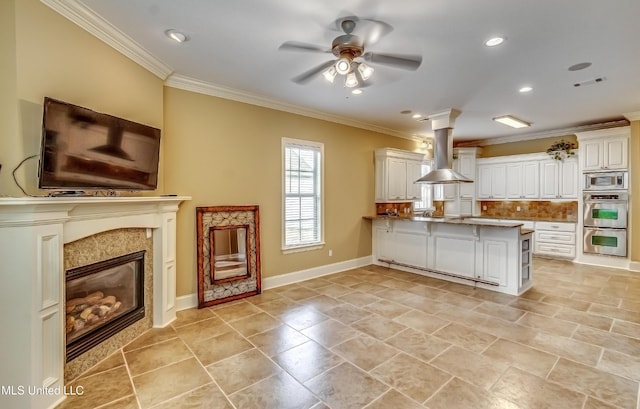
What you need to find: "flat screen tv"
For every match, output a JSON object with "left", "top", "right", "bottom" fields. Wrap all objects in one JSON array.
[{"left": 38, "top": 97, "right": 161, "bottom": 191}]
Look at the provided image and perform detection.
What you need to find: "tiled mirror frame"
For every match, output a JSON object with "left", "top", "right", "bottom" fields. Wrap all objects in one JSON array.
[{"left": 196, "top": 205, "right": 262, "bottom": 308}]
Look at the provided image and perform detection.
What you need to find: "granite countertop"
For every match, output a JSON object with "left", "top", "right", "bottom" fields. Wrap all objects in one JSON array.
[
  {"left": 364, "top": 215, "right": 524, "bottom": 228},
  {"left": 468, "top": 215, "right": 578, "bottom": 224}
]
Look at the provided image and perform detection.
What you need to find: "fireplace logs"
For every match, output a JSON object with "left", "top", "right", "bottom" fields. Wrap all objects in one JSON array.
[{"left": 65, "top": 291, "right": 123, "bottom": 336}]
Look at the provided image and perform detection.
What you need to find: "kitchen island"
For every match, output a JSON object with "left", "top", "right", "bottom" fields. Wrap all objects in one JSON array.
[{"left": 368, "top": 216, "right": 532, "bottom": 296}]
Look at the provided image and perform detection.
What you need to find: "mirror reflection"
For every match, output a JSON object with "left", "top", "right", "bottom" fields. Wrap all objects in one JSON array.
[{"left": 211, "top": 225, "right": 249, "bottom": 282}]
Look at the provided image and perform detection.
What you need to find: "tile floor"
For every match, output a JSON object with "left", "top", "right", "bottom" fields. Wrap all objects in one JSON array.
[{"left": 57, "top": 258, "right": 640, "bottom": 409}]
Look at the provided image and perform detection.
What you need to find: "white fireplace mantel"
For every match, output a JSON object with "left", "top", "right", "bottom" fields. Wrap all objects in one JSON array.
[{"left": 0, "top": 196, "right": 190, "bottom": 409}]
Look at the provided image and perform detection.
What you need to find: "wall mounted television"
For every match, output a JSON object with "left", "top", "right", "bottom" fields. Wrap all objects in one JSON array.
[{"left": 38, "top": 97, "right": 161, "bottom": 191}]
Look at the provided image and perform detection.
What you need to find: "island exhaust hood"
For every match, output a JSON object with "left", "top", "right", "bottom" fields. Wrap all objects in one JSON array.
[{"left": 415, "top": 109, "right": 472, "bottom": 184}]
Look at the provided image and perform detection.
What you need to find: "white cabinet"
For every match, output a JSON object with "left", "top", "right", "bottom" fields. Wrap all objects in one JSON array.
[
  {"left": 443, "top": 148, "right": 480, "bottom": 216},
  {"left": 375, "top": 148, "right": 426, "bottom": 202},
  {"left": 375, "top": 221, "right": 428, "bottom": 268},
  {"left": 534, "top": 221, "right": 576, "bottom": 259},
  {"left": 539, "top": 158, "right": 578, "bottom": 199},
  {"left": 578, "top": 127, "right": 629, "bottom": 171},
  {"left": 477, "top": 163, "right": 506, "bottom": 199},
  {"left": 506, "top": 161, "right": 539, "bottom": 199}
]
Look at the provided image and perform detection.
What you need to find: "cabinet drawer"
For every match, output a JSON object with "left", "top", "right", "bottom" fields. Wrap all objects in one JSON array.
[
  {"left": 535, "top": 231, "right": 576, "bottom": 245},
  {"left": 535, "top": 243, "right": 576, "bottom": 258},
  {"left": 535, "top": 222, "right": 575, "bottom": 232}
]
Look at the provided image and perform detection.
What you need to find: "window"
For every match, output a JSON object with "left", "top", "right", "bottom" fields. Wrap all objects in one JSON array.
[
  {"left": 282, "top": 138, "right": 323, "bottom": 251},
  {"left": 413, "top": 161, "right": 433, "bottom": 211}
]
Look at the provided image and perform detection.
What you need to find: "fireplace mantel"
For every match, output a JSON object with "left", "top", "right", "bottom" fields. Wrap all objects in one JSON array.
[{"left": 0, "top": 196, "right": 190, "bottom": 409}]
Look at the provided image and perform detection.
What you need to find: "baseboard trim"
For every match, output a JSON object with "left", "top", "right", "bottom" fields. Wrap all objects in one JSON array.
[
  {"left": 174, "top": 256, "right": 374, "bottom": 311},
  {"left": 629, "top": 261, "right": 640, "bottom": 272}
]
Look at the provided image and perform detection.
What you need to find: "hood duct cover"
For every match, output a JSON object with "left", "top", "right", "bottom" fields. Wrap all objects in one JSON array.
[{"left": 415, "top": 127, "right": 472, "bottom": 184}]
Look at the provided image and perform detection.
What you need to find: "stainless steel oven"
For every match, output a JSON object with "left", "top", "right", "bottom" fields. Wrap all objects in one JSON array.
[
  {"left": 584, "top": 171, "right": 628, "bottom": 191},
  {"left": 584, "top": 228, "right": 627, "bottom": 257},
  {"left": 583, "top": 192, "right": 628, "bottom": 229}
]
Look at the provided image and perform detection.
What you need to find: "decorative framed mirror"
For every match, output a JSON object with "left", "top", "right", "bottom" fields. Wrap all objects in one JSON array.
[{"left": 196, "top": 205, "right": 261, "bottom": 307}]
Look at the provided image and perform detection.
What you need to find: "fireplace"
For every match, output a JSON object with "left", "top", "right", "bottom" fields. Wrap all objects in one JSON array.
[{"left": 65, "top": 250, "right": 145, "bottom": 362}]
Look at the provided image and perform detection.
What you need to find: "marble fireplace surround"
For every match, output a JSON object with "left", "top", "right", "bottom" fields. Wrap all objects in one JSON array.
[{"left": 0, "top": 196, "right": 189, "bottom": 409}]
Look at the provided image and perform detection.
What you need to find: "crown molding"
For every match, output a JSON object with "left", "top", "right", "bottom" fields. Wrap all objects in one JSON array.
[
  {"left": 623, "top": 111, "right": 640, "bottom": 121},
  {"left": 164, "top": 74, "right": 412, "bottom": 139},
  {"left": 40, "top": 0, "right": 173, "bottom": 79},
  {"left": 456, "top": 118, "right": 630, "bottom": 147}
]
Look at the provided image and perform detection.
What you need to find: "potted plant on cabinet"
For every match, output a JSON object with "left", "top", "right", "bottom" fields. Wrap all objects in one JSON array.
[{"left": 546, "top": 139, "right": 577, "bottom": 160}]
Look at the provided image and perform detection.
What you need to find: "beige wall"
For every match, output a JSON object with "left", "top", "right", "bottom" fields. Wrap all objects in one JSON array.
[
  {"left": 476, "top": 135, "right": 578, "bottom": 158},
  {"left": 163, "top": 87, "right": 415, "bottom": 295},
  {"left": 1, "top": 0, "right": 164, "bottom": 196}
]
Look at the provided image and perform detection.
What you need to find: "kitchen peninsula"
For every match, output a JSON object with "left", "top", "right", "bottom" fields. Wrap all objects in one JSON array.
[{"left": 368, "top": 216, "right": 533, "bottom": 296}]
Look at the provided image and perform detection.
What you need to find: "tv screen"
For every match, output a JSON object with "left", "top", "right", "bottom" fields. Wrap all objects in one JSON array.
[{"left": 39, "top": 97, "right": 161, "bottom": 191}]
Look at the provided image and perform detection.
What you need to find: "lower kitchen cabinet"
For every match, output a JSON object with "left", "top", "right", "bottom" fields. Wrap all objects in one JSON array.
[
  {"left": 375, "top": 221, "right": 428, "bottom": 268},
  {"left": 534, "top": 221, "right": 576, "bottom": 258}
]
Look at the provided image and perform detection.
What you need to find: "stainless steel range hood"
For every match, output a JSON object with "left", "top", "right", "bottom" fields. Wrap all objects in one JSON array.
[{"left": 415, "top": 109, "right": 472, "bottom": 184}]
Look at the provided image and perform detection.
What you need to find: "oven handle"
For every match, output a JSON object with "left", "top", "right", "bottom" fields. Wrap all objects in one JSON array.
[{"left": 584, "top": 199, "right": 627, "bottom": 204}]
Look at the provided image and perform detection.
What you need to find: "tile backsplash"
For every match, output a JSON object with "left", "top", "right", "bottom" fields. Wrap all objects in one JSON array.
[{"left": 480, "top": 200, "right": 578, "bottom": 221}]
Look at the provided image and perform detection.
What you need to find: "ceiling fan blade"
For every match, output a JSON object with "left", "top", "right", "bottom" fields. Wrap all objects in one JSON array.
[
  {"left": 363, "top": 52, "right": 423, "bottom": 71},
  {"left": 292, "top": 60, "right": 336, "bottom": 84},
  {"left": 279, "top": 41, "right": 330, "bottom": 53},
  {"left": 361, "top": 18, "right": 393, "bottom": 46}
]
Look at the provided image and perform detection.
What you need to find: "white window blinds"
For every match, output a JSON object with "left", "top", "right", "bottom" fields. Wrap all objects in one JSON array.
[{"left": 282, "top": 138, "right": 323, "bottom": 250}]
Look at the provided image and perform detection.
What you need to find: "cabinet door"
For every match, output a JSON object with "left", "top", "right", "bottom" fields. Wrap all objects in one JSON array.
[
  {"left": 405, "top": 160, "right": 423, "bottom": 200},
  {"left": 582, "top": 139, "right": 603, "bottom": 171},
  {"left": 490, "top": 164, "right": 507, "bottom": 199},
  {"left": 539, "top": 160, "right": 559, "bottom": 198},
  {"left": 387, "top": 158, "right": 407, "bottom": 200},
  {"left": 506, "top": 163, "right": 523, "bottom": 199},
  {"left": 604, "top": 137, "right": 628, "bottom": 169},
  {"left": 559, "top": 159, "right": 578, "bottom": 198},
  {"left": 476, "top": 165, "right": 492, "bottom": 199},
  {"left": 457, "top": 154, "right": 476, "bottom": 178},
  {"left": 522, "top": 161, "right": 540, "bottom": 198},
  {"left": 482, "top": 239, "right": 508, "bottom": 286}
]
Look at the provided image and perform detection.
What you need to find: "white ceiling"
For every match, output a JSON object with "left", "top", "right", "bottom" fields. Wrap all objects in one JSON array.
[{"left": 49, "top": 0, "right": 640, "bottom": 142}]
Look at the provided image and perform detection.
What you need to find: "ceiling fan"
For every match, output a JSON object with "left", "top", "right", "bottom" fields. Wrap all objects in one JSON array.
[{"left": 279, "top": 16, "right": 423, "bottom": 88}]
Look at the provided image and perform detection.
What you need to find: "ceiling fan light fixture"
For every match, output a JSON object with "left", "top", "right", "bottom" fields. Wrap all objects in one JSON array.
[
  {"left": 357, "top": 62, "right": 374, "bottom": 80},
  {"left": 335, "top": 57, "right": 352, "bottom": 75},
  {"left": 345, "top": 71, "right": 359, "bottom": 88},
  {"left": 493, "top": 115, "right": 530, "bottom": 128},
  {"left": 322, "top": 66, "right": 338, "bottom": 83}
]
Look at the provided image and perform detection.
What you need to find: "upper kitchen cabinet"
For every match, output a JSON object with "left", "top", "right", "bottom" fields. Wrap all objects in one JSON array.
[
  {"left": 506, "top": 161, "right": 539, "bottom": 199},
  {"left": 539, "top": 157, "right": 579, "bottom": 199},
  {"left": 577, "top": 127, "right": 629, "bottom": 171},
  {"left": 375, "top": 148, "right": 426, "bottom": 202},
  {"left": 477, "top": 163, "right": 507, "bottom": 199}
]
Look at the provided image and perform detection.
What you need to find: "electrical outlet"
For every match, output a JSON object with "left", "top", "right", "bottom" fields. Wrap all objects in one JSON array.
[
  {"left": 516, "top": 206, "right": 521, "bottom": 211},
  {"left": 329, "top": 249, "right": 333, "bottom": 257},
  {"left": 482, "top": 205, "right": 487, "bottom": 211}
]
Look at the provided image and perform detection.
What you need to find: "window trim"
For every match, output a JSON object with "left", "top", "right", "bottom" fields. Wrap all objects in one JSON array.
[{"left": 281, "top": 137, "right": 325, "bottom": 253}]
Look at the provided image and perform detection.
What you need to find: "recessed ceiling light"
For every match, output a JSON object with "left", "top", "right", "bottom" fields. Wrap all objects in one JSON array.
[
  {"left": 165, "top": 29, "right": 189, "bottom": 43},
  {"left": 400, "top": 110, "right": 412, "bottom": 115},
  {"left": 568, "top": 62, "right": 592, "bottom": 71},
  {"left": 485, "top": 37, "right": 505, "bottom": 47},
  {"left": 493, "top": 115, "right": 530, "bottom": 128},
  {"left": 412, "top": 114, "right": 422, "bottom": 119},
  {"left": 351, "top": 89, "right": 363, "bottom": 95},
  {"left": 519, "top": 86, "right": 533, "bottom": 93}
]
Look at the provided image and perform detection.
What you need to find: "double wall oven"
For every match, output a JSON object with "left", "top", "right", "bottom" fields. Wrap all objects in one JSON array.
[{"left": 583, "top": 171, "right": 629, "bottom": 257}]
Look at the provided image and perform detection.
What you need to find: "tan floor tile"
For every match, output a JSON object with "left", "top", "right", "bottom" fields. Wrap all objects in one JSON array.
[
  {"left": 351, "top": 314, "right": 407, "bottom": 340},
  {"left": 522, "top": 331, "right": 601, "bottom": 366},
  {"left": 304, "top": 362, "right": 389, "bottom": 409},
  {"left": 211, "top": 301, "right": 262, "bottom": 322},
  {"left": 303, "top": 295, "right": 344, "bottom": 312},
  {"left": 244, "top": 290, "right": 285, "bottom": 305},
  {"left": 337, "top": 291, "right": 379, "bottom": 307},
  {"left": 123, "top": 326, "right": 178, "bottom": 352},
  {"left": 482, "top": 338, "right": 557, "bottom": 378},
  {"left": 172, "top": 308, "right": 215, "bottom": 328},
  {"left": 206, "top": 349, "right": 281, "bottom": 395},
  {"left": 406, "top": 283, "right": 448, "bottom": 299},
  {"left": 491, "top": 366, "right": 586, "bottom": 409},
  {"left": 279, "top": 287, "right": 321, "bottom": 301},
  {"left": 190, "top": 330, "right": 254, "bottom": 366},
  {"left": 589, "top": 303, "right": 640, "bottom": 324},
  {"left": 331, "top": 335, "right": 398, "bottom": 371},
  {"left": 229, "top": 372, "right": 319, "bottom": 409},
  {"left": 598, "top": 349, "right": 640, "bottom": 382},
  {"left": 323, "top": 303, "right": 372, "bottom": 325},
  {"left": 125, "top": 337, "right": 193, "bottom": 376},
  {"left": 313, "top": 283, "right": 354, "bottom": 298},
  {"left": 393, "top": 310, "right": 449, "bottom": 334},
  {"left": 432, "top": 322, "right": 497, "bottom": 353},
  {"left": 298, "top": 277, "right": 333, "bottom": 289},
  {"left": 571, "top": 290, "right": 621, "bottom": 307},
  {"left": 541, "top": 294, "right": 591, "bottom": 311},
  {"left": 469, "top": 288, "right": 517, "bottom": 305},
  {"left": 228, "top": 311, "right": 280, "bottom": 337},
  {"left": 277, "top": 304, "right": 330, "bottom": 330},
  {"left": 151, "top": 383, "right": 233, "bottom": 409},
  {"left": 515, "top": 311, "right": 577, "bottom": 337},
  {"left": 436, "top": 291, "right": 484, "bottom": 309},
  {"left": 611, "top": 319, "right": 640, "bottom": 339},
  {"left": 273, "top": 340, "right": 343, "bottom": 382},
  {"left": 474, "top": 301, "right": 526, "bottom": 322},
  {"left": 349, "top": 282, "right": 390, "bottom": 293},
  {"left": 364, "top": 299, "right": 412, "bottom": 319},
  {"left": 79, "top": 350, "right": 125, "bottom": 379},
  {"left": 57, "top": 366, "right": 134, "bottom": 409},
  {"left": 430, "top": 346, "right": 509, "bottom": 389},
  {"left": 366, "top": 389, "right": 425, "bottom": 409},
  {"left": 426, "top": 377, "right": 523, "bottom": 409},
  {"left": 548, "top": 358, "right": 638, "bottom": 409},
  {"left": 96, "top": 395, "right": 138, "bottom": 409},
  {"left": 573, "top": 325, "right": 640, "bottom": 356},
  {"left": 301, "top": 318, "right": 359, "bottom": 347},
  {"left": 371, "top": 353, "right": 451, "bottom": 403},
  {"left": 175, "top": 317, "right": 232, "bottom": 346},
  {"left": 386, "top": 328, "right": 451, "bottom": 362},
  {"left": 247, "top": 324, "right": 310, "bottom": 357},
  {"left": 508, "top": 298, "right": 561, "bottom": 316},
  {"left": 584, "top": 396, "right": 624, "bottom": 409},
  {"left": 326, "top": 275, "right": 364, "bottom": 287},
  {"left": 132, "top": 358, "right": 211, "bottom": 408},
  {"left": 254, "top": 298, "right": 301, "bottom": 315},
  {"left": 554, "top": 308, "right": 613, "bottom": 331}
]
